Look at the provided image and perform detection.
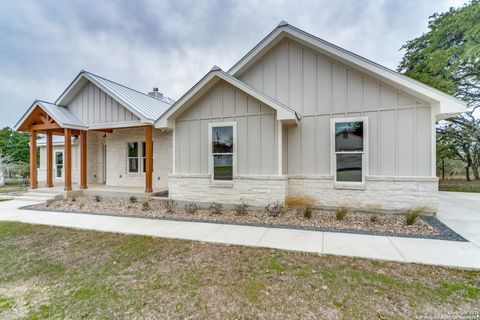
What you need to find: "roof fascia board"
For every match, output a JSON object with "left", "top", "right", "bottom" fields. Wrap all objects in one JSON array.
[{"left": 156, "top": 70, "right": 297, "bottom": 128}]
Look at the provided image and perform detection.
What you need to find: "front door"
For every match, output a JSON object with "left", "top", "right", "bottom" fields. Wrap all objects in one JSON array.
[{"left": 55, "top": 151, "right": 63, "bottom": 180}]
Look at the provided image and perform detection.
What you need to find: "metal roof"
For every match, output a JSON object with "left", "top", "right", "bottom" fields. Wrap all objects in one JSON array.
[
  {"left": 56, "top": 71, "right": 174, "bottom": 122},
  {"left": 37, "top": 100, "right": 87, "bottom": 128},
  {"left": 37, "top": 135, "right": 76, "bottom": 146},
  {"left": 14, "top": 100, "right": 88, "bottom": 131}
]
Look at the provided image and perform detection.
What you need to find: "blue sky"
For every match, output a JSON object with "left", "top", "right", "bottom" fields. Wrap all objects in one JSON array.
[{"left": 0, "top": 0, "right": 464, "bottom": 128}]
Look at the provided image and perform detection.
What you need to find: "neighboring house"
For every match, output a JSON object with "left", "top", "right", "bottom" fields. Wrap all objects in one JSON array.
[
  {"left": 15, "top": 21, "right": 466, "bottom": 213},
  {"left": 15, "top": 71, "right": 174, "bottom": 192},
  {"left": 155, "top": 21, "right": 466, "bottom": 213}
]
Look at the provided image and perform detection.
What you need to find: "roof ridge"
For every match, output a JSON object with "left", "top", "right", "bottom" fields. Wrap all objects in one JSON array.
[{"left": 82, "top": 70, "right": 174, "bottom": 105}]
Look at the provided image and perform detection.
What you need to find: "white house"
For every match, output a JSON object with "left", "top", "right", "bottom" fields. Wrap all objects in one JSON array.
[{"left": 15, "top": 22, "right": 466, "bottom": 213}]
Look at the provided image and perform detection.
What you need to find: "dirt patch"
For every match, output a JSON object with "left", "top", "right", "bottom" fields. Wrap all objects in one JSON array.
[{"left": 32, "top": 196, "right": 440, "bottom": 237}]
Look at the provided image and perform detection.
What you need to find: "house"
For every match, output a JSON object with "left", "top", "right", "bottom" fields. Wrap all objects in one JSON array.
[
  {"left": 15, "top": 21, "right": 466, "bottom": 213},
  {"left": 15, "top": 71, "right": 174, "bottom": 193},
  {"left": 154, "top": 21, "right": 466, "bottom": 213}
]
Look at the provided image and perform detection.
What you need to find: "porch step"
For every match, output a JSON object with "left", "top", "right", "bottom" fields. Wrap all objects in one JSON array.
[{"left": 13, "top": 190, "right": 65, "bottom": 202}]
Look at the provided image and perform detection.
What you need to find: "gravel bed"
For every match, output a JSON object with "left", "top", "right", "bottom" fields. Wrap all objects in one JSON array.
[{"left": 26, "top": 196, "right": 466, "bottom": 241}]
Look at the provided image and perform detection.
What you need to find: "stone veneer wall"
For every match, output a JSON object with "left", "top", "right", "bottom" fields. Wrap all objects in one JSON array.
[
  {"left": 168, "top": 174, "right": 438, "bottom": 213},
  {"left": 106, "top": 127, "right": 172, "bottom": 190},
  {"left": 168, "top": 174, "right": 288, "bottom": 206}
]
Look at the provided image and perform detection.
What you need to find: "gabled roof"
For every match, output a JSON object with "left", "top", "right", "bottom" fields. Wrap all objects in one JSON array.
[
  {"left": 56, "top": 70, "right": 174, "bottom": 123},
  {"left": 228, "top": 21, "right": 466, "bottom": 120},
  {"left": 155, "top": 66, "right": 299, "bottom": 128},
  {"left": 14, "top": 100, "right": 87, "bottom": 131}
]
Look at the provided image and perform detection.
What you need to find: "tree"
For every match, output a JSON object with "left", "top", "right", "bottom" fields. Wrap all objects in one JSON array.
[
  {"left": 398, "top": 1, "right": 480, "bottom": 179},
  {"left": 0, "top": 127, "right": 30, "bottom": 164}
]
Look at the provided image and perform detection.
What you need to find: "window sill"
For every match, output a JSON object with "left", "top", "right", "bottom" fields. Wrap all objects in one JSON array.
[
  {"left": 210, "top": 181, "right": 234, "bottom": 188},
  {"left": 334, "top": 183, "right": 366, "bottom": 190}
]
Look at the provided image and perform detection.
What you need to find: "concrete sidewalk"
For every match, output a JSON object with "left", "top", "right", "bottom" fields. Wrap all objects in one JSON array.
[{"left": 1, "top": 198, "right": 480, "bottom": 270}]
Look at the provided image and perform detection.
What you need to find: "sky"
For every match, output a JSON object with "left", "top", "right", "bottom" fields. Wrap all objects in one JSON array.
[{"left": 0, "top": 0, "right": 465, "bottom": 128}]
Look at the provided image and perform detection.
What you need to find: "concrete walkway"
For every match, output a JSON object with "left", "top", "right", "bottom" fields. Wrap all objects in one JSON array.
[{"left": 0, "top": 194, "right": 479, "bottom": 270}]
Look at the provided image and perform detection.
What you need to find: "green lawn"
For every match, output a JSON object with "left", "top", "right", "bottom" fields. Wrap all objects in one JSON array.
[
  {"left": 0, "top": 222, "right": 478, "bottom": 319},
  {"left": 439, "top": 179, "right": 480, "bottom": 193},
  {"left": 0, "top": 178, "right": 27, "bottom": 195}
]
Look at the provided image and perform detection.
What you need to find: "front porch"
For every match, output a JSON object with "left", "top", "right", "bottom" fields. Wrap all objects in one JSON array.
[
  {"left": 16, "top": 101, "right": 158, "bottom": 195},
  {"left": 22, "top": 183, "right": 167, "bottom": 202}
]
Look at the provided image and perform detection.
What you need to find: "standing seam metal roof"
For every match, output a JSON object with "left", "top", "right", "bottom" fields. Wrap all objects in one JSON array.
[{"left": 36, "top": 100, "right": 88, "bottom": 128}]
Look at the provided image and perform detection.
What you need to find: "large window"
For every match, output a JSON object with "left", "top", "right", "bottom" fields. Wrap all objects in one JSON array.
[
  {"left": 332, "top": 118, "right": 367, "bottom": 183},
  {"left": 210, "top": 123, "right": 236, "bottom": 181},
  {"left": 127, "top": 142, "right": 153, "bottom": 174}
]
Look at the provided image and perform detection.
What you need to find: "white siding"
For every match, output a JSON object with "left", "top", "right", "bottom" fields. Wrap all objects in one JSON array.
[
  {"left": 237, "top": 38, "right": 433, "bottom": 176},
  {"left": 67, "top": 82, "right": 140, "bottom": 125},
  {"left": 175, "top": 80, "right": 278, "bottom": 175}
]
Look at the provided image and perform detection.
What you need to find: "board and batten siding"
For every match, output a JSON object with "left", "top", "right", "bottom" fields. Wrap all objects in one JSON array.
[
  {"left": 67, "top": 82, "right": 140, "bottom": 125},
  {"left": 238, "top": 38, "right": 433, "bottom": 176},
  {"left": 175, "top": 80, "right": 278, "bottom": 175}
]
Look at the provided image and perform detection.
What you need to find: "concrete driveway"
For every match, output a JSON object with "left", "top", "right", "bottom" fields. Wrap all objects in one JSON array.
[{"left": 438, "top": 191, "right": 480, "bottom": 247}]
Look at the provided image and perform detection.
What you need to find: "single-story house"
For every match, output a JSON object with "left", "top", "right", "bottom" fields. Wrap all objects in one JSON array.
[{"left": 15, "top": 21, "right": 466, "bottom": 213}]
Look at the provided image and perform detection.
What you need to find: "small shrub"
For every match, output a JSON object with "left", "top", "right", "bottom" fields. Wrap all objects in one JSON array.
[
  {"left": 71, "top": 197, "right": 76, "bottom": 202},
  {"left": 234, "top": 199, "right": 249, "bottom": 216},
  {"left": 370, "top": 214, "right": 378, "bottom": 223},
  {"left": 209, "top": 202, "right": 224, "bottom": 215},
  {"left": 129, "top": 196, "right": 137, "bottom": 203},
  {"left": 303, "top": 205, "right": 313, "bottom": 219},
  {"left": 94, "top": 195, "right": 102, "bottom": 203},
  {"left": 142, "top": 201, "right": 150, "bottom": 211},
  {"left": 405, "top": 208, "right": 423, "bottom": 225},
  {"left": 335, "top": 207, "right": 348, "bottom": 221},
  {"left": 185, "top": 203, "right": 198, "bottom": 215},
  {"left": 163, "top": 199, "right": 177, "bottom": 213},
  {"left": 79, "top": 203, "right": 84, "bottom": 210},
  {"left": 266, "top": 201, "right": 283, "bottom": 217}
]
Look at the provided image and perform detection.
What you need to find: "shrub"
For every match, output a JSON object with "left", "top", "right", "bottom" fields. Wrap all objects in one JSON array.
[
  {"left": 335, "top": 207, "right": 348, "bottom": 221},
  {"left": 163, "top": 199, "right": 177, "bottom": 213},
  {"left": 94, "top": 195, "right": 102, "bottom": 203},
  {"left": 129, "top": 196, "right": 137, "bottom": 203},
  {"left": 71, "top": 197, "right": 76, "bottom": 202},
  {"left": 234, "top": 199, "right": 249, "bottom": 215},
  {"left": 405, "top": 208, "right": 423, "bottom": 225},
  {"left": 185, "top": 203, "right": 198, "bottom": 215},
  {"left": 370, "top": 214, "right": 378, "bottom": 223},
  {"left": 303, "top": 205, "right": 313, "bottom": 219},
  {"left": 209, "top": 202, "right": 224, "bottom": 215},
  {"left": 266, "top": 201, "right": 283, "bottom": 217},
  {"left": 142, "top": 201, "right": 150, "bottom": 211},
  {"left": 79, "top": 203, "right": 84, "bottom": 210}
]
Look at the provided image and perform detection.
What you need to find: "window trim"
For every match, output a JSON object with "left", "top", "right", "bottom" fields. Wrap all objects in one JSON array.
[
  {"left": 330, "top": 116, "right": 369, "bottom": 186},
  {"left": 208, "top": 122, "right": 237, "bottom": 183},
  {"left": 126, "top": 141, "right": 153, "bottom": 175}
]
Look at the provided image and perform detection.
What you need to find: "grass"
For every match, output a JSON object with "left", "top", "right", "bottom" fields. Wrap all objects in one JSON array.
[
  {"left": 0, "top": 198, "right": 12, "bottom": 202},
  {"left": 0, "top": 222, "right": 478, "bottom": 318},
  {"left": 439, "top": 179, "right": 480, "bottom": 193}
]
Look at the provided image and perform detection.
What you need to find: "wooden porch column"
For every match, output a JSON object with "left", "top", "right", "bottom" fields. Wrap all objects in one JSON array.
[
  {"left": 64, "top": 128, "right": 72, "bottom": 191},
  {"left": 145, "top": 126, "right": 153, "bottom": 193},
  {"left": 29, "top": 130, "right": 37, "bottom": 189},
  {"left": 46, "top": 131, "right": 53, "bottom": 187},
  {"left": 80, "top": 130, "right": 88, "bottom": 189}
]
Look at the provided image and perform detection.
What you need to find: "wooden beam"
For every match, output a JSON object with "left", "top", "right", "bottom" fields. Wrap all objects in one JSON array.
[
  {"left": 46, "top": 131, "right": 53, "bottom": 187},
  {"left": 29, "top": 130, "right": 37, "bottom": 189},
  {"left": 30, "top": 123, "right": 62, "bottom": 131},
  {"left": 64, "top": 128, "right": 72, "bottom": 191},
  {"left": 145, "top": 126, "right": 153, "bottom": 193},
  {"left": 80, "top": 131, "right": 88, "bottom": 189}
]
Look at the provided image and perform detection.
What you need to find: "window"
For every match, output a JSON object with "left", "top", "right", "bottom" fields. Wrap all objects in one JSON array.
[
  {"left": 332, "top": 118, "right": 367, "bottom": 183},
  {"left": 127, "top": 142, "right": 139, "bottom": 173},
  {"left": 128, "top": 141, "right": 153, "bottom": 174},
  {"left": 209, "top": 123, "right": 236, "bottom": 181}
]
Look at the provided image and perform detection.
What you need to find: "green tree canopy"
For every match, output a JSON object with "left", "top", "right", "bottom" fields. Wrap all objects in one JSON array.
[{"left": 0, "top": 127, "right": 30, "bottom": 164}]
